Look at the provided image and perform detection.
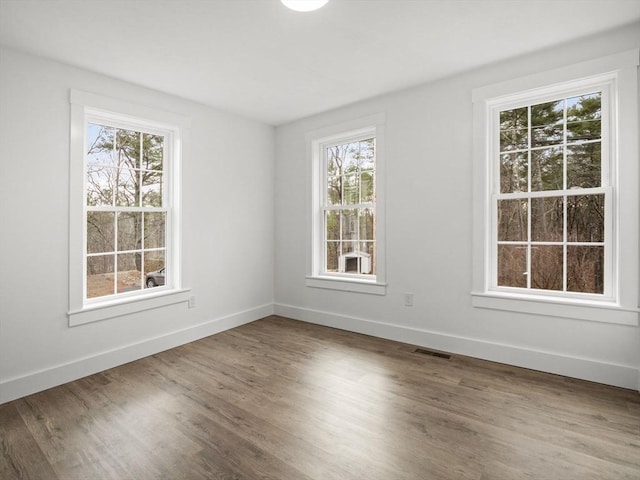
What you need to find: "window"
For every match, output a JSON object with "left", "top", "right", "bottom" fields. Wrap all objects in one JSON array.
[
  {"left": 496, "top": 89, "right": 609, "bottom": 296},
  {"left": 69, "top": 90, "right": 191, "bottom": 326},
  {"left": 472, "top": 50, "right": 639, "bottom": 324},
  {"left": 307, "top": 115, "right": 386, "bottom": 295},
  {"left": 325, "top": 137, "right": 375, "bottom": 276},
  {"left": 85, "top": 121, "right": 169, "bottom": 299}
]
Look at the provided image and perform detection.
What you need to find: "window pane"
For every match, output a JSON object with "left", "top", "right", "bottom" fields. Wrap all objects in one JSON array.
[
  {"left": 118, "top": 212, "right": 142, "bottom": 252},
  {"left": 341, "top": 209, "right": 358, "bottom": 240},
  {"left": 142, "top": 133, "right": 163, "bottom": 171},
  {"left": 87, "top": 124, "right": 115, "bottom": 166},
  {"left": 567, "top": 246, "right": 603, "bottom": 294},
  {"left": 144, "top": 251, "right": 165, "bottom": 288},
  {"left": 327, "top": 175, "right": 341, "bottom": 206},
  {"left": 500, "top": 152, "right": 527, "bottom": 193},
  {"left": 567, "top": 142, "right": 601, "bottom": 189},
  {"left": 531, "top": 147, "right": 563, "bottom": 191},
  {"left": 116, "top": 129, "right": 141, "bottom": 169},
  {"left": 567, "top": 93, "right": 601, "bottom": 142},
  {"left": 116, "top": 168, "right": 140, "bottom": 207},
  {"left": 326, "top": 210, "right": 340, "bottom": 241},
  {"left": 497, "top": 245, "right": 527, "bottom": 288},
  {"left": 362, "top": 242, "right": 375, "bottom": 275},
  {"left": 87, "top": 254, "right": 115, "bottom": 299},
  {"left": 87, "top": 211, "right": 115, "bottom": 254},
  {"left": 327, "top": 145, "right": 345, "bottom": 177},
  {"left": 342, "top": 142, "right": 362, "bottom": 172},
  {"left": 500, "top": 107, "right": 528, "bottom": 151},
  {"left": 340, "top": 241, "right": 355, "bottom": 256},
  {"left": 87, "top": 166, "right": 115, "bottom": 206},
  {"left": 531, "top": 196, "right": 563, "bottom": 242},
  {"left": 359, "top": 208, "right": 375, "bottom": 241},
  {"left": 144, "top": 212, "right": 166, "bottom": 249},
  {"left": 531, "top": 100, "right": 564, "bottom": 147},
  {"left": 568, "top": 120, "right": 601, "bottom": 142},
  {"left": 142, "top": 171, "right": 163, "bottom": 207},
  {"left": 531, "top": 246, "right": 563, "bottom": 291},
  {"left": 117, "top": 253, "right": 142, "bottom": 293},
  {"left": 498, "top": 199, "right": 527, "bottom": 241},
  {"left": 359, "top": 241, "right": 375, "bottom": 261},
  {"left": 357, "top": 139, "right": 375, "bottom": 171},
  {"left": 567, "top": 194, "right": 604, "bottom": 243},
  {"left": 326, "top": 241, "right": 339, "bottom": 272},
  {"left": 343, "top": 173, "right": 359, "bottom": 205},
  {"left": 360, "top": 170, "right": 375, "bottom": 203}
]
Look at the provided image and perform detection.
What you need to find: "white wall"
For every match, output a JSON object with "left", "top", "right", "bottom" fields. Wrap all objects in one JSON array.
[
  {"left": 0, "top": 47, "right": 275, "bottom": 403},
  {"left": 274, "top": 23, "right": 640, "bottom": 389}
]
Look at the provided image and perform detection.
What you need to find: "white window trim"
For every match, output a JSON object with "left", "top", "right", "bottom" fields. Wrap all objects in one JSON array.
[
  {"left": 471, "top": 50, "right": 639, "bottom": 325},
  {"left": 306, "top": 113, "right": 387, "bottom": 295},
  {"left": 68, "top": 90, "right": 191, "bottom": 326}
]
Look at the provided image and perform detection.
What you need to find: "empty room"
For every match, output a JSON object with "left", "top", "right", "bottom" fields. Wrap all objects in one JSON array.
[{"left": 0, "top": 0, "right": 639, "bottom": 479}]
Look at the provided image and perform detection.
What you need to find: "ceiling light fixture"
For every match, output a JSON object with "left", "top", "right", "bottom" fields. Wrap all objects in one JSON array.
[{"left": 281, "top": 0, "right": 329, "bottom": 12}]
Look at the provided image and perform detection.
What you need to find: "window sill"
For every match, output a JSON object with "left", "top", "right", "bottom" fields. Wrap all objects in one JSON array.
[
  {"left": 306, "top": 276, "right": 387, "bottom": 295},
  {"left": 68, "top": 288, "right": 192, "bottom": 327},
  {"left": 471, "top": 291, "right": 638, "bottom": 326}
]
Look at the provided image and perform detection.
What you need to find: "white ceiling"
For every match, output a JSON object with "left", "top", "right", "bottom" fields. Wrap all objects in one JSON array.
[{"left": 1, "top": 0, "right": 639, "bottom": 125}]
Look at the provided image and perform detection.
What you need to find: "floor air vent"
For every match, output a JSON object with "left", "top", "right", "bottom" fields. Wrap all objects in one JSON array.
[{"left": 413, "top": 348, "right": 451, "bottom": 360}]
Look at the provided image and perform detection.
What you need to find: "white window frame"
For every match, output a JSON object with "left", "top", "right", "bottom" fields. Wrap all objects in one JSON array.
[
  {"left": 68, "top": 90, "right": 191, "bottom": 326},
  {"left": 471, "top": 50, "right": 639, "bottom": 325},
  {"left": 306, "top": 114, "right": 387, "bottom": 295}
]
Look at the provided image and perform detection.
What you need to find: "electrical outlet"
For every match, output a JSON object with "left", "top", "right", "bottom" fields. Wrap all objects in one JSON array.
[
  {"left": 188, "top": 295, "right": 196, "bottom": 308},
  {"left": 404, "top": 293, "right": 414, "bottom": 307}
]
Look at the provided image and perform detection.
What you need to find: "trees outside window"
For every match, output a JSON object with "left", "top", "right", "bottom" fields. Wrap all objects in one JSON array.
[
  {"left": 85, "top": 123, "right": 169, "bottom": 299},
  {"left": 496, "top": 92, "right": 607, "bottom": 295},
  {"left": 324, "top": 137, "right": 376, "bottom": 276}
]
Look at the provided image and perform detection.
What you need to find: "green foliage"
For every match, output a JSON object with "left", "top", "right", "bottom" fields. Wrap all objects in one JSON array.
[{"left": 497, "top": 92, "right": 604, "bottom": 294}]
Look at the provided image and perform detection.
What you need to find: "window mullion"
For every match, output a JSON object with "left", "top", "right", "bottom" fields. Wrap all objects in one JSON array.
[
  {"left": 112, "top": 136, "right": 117, "bottom": 206},
  {"left": 113, "top": 210, "right": 119, "bottom": 296},
  {"left": 526, "top": 105, "right": 532, "bottom": 289},
  {"left": 338, "top": 201, "right": 343, "bottom": 267},
  {"left": 138, "top": 132, "right": 143, "bottom": 208},
  {"left": 141, "top": 210, "right": 145, "bottom": 288},
  {"left": 563, "top": 195, "right": 568, "bottom": 292},
  {"left": 562, "top": 98, "right": 568, "bottom": 292}
]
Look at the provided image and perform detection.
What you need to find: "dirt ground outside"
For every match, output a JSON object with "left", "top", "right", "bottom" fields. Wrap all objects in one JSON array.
[{"left": 87, "top": 270, "right": 144, "bottom": 298}]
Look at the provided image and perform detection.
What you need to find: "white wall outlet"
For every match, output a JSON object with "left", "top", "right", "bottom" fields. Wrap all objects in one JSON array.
[
  {"left": 188, "top": 295, "right": 196, "bottom": 308},
  {"left": 404, "top": 293, "right": 414, "bottom": 307}
]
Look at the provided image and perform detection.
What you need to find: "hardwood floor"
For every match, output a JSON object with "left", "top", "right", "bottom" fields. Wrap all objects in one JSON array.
[{"left": 1, "top": 315, "right": 639, "bottom": 480}]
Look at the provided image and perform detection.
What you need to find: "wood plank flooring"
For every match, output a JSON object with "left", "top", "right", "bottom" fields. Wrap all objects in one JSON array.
[{"left": 1, "top": 315, "right": 639, "bottom": 480}]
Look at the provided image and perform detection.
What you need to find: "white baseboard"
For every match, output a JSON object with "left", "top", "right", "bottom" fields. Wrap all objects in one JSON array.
[
  {"left": 0, "top": 304, "right": 274, "bottom": 405},
  {"left": 3, "top": 302, "right": 637, "bottom": 404},
  {"left": 274, "top": 303, "right": 640, "bottom": 391}
]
